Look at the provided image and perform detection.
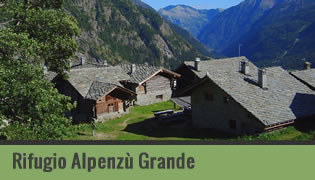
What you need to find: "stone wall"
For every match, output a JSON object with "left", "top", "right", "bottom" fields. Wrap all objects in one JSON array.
[
  {"left": 135, "top": 74, "right": 173, "bottom": 106},
  {"left": 96, "top": 109, "right": 130, "bottom": 123}
]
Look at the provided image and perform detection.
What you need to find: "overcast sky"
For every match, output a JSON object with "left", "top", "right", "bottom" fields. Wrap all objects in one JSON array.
[{"left": 141, "top": 0, "right": 244, "bottom": 10}]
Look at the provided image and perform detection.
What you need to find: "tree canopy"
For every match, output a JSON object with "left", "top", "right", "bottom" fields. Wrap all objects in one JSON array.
[{"left": 0, "top": 0, "right": 79, "bottom": 140}]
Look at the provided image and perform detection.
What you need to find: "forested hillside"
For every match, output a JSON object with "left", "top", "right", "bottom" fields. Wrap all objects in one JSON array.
[
  {"left": 223, "top": 0, "right": 315, "bottom": 69},
  {"left": 65, "top": 0, "right": 206, "bottom": 68},
  {"left": 198, "top": 0, "right": 278, "bottom": 53}
]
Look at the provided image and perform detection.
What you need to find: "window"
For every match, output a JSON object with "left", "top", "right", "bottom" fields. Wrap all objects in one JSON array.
[
  {"left": 156, "top": 95, "right": 163, "bottom": 100},
  {"left": 138, "top": 85, "right": 146, "bottom": 94},
  {"left": 205, "top": 93, "right": 214, "bottom": 101},
  {"left": 229, "top": 120, "right": 237, "bottom": 130}
]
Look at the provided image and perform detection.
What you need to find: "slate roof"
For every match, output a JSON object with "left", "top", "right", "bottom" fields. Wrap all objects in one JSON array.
[
  {"left": 86, "top": 82, "right": 118, "bottom": 101},
  {"left": 44, "top": 71, "right": 58, "bottom": 82},
  {"left": 71, "top": 63, "right": 108, "bottom": 69},
  {"left": 182, "top": 57, "right": 315, "bottom": 127},
  {"left": 171, "top": 96, "right": 191, "bottom": 108},
  {"left": 67, "top": 66, "right": 131, "bottom": 100},
  {"left": 119, "top": 64, "right": 161, "bottom": 84},
  {"left": 290, "top": 69, "right": 315, "bottom": 90}
]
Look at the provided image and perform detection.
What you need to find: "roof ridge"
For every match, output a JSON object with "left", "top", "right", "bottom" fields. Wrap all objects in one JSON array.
[
  {"left": 91, "top": 81, "right": 120, "bottom": 86},
  {"left": 184, "top": 56, "right": 247, "bottom": 63}
]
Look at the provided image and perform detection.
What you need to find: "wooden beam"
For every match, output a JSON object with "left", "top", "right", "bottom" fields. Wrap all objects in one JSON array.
[{"left": 264, "top": 120, "right": 295, "bottom": 131}]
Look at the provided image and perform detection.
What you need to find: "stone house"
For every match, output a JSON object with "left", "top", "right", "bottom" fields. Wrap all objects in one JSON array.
[
  {"left": 46, "top": 61, "right": 181, "bottom": 122},
  {"left": 51, "top": 66, "right": 136, "bottom": 123},
  {"left": 178, "top": 57, "right": 315, "bottom": 135},
  {"left": 290, "top": 62, "right": 315, "bottom": 91},
  {"left": 119, "top": 64, "right": 180, "bottom": 106}
]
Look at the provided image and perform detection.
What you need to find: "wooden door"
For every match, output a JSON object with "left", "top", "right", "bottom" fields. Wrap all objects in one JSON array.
[{"left": 114, "top": 102, "right": 119, "bottom": 112}]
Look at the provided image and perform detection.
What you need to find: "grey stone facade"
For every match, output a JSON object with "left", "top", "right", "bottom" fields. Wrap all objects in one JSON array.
[
  {"left": 135, "top": 74, "right": 173, "bottom": 106},
  {"left": 191, "top": 80, "right": 264, "bottom": 135}
]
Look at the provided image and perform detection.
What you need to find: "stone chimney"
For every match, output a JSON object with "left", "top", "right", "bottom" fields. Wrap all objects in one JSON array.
[
  {"left": 240, "top": 61, "right": 250, "bottom": 75},
  {"left": 43, "top": 66, "right": 48, "bottom": 74},
  {"left": 131, "top": 64, "right": 136, "bottom": 74},
  {"left": 80, "top": 57, "right": 86, "bottom": 65},
  {"left": 195, "top": 58, "right": 201, "bottom": 71},
  {"left": 304, "top": 62, "right": 311, "bottom": 70},
  {"left": 258, "top": 69, "right": 267, "bottom": 89}
]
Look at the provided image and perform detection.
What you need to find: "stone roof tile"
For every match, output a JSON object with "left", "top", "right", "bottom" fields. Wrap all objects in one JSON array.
[
  {"left": 119, "top": 63, "right": 160, "bottom": 84},
  {"left": 67, "top": 66, "right": 130, "bottom": 99},
  {"left": 291, "top": 69, "right": 315, "bottom": 89}
]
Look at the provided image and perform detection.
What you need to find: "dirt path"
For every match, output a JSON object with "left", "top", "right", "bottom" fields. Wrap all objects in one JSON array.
[{"left": 122, "top": 118, "right": 131, "bottom": 127}]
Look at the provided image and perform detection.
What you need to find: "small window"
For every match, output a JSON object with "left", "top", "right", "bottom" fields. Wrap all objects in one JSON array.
[
  {"left": 205, "top": 93, "right": 214, "bottom": 101},
  {"left": 229, "top": 120, "right": 237, "bottom": 130},
  {"left": 156, "top": 95, "right": 163, "bottom": 100},
  {"left": 138, "top": 85, "right": 145, "bottom": 94}
]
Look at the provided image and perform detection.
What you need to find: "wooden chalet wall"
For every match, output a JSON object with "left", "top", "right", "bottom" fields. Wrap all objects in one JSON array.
[{"left": 96, "top": 95, "right": 124, "bottom": 115}]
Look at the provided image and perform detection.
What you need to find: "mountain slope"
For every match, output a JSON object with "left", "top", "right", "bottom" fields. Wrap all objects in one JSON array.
[
  {"left": 198, "top": 0, "right": 278, "bottom": 52},
  {"left": 167, "top": 22, "right": 217, "bottom": 58},
  {"left": 130, "top": 1, "right": 215, "bottom": 58},
  {"left": 64, "top": 0, "right": 205, "bottom": 68},
  {"left": 223, "top": 0, "right": 315, "bottom": 69},
  {"left": 130, "top": 0, "right": 155, "bottom": 11},
  {"left": 159, "top": 5, "right": 222, "bottom": 38}
]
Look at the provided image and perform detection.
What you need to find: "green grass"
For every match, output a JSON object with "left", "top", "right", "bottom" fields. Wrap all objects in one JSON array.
[
  {"left": 239, "top": 126, "right": 315, "bottom": 141},
  {"left": 67, "top": 101, "right": 315, "bottom": 141},
  {"left": 68, "top": 101, "right": 191, "bottom": 140}
]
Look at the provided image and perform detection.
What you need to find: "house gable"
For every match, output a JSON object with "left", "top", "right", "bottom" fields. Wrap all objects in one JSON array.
[{"left": 191, "top": 78, "right": 265, "bottom": 134}]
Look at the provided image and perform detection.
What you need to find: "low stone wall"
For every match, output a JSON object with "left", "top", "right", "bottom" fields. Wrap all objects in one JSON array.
[{"left": 96, "top": 109, "right": 130, "bottom": 123}]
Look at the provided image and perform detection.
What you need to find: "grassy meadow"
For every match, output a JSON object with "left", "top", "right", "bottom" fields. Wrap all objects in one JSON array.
[{"left": 68, "top": 101, "right": 315, "bottom": 141}]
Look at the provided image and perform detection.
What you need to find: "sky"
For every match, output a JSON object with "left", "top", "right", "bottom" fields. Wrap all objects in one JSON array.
[{"left": 141, "top": 0, "right": 244, "bottom": 10}]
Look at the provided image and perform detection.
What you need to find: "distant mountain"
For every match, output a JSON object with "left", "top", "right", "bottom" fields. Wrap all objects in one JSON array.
[
  {"left": 130, "top": 1, "right": 214, "bottom": 58},
  {"left": 64, "top": 0, "right": 207, "bottom": 68},
  {"left": 198, "top": 0, "right": 278, "bottom": 52},
  {"left": 222, "top": 0, "right": 315, "bottom": 69},
  {"left": 158, "top": 5, "right": 222, "bottom": 38},
  {"left": 167, "top": 22, "right": 217, "bottom": 58}
]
